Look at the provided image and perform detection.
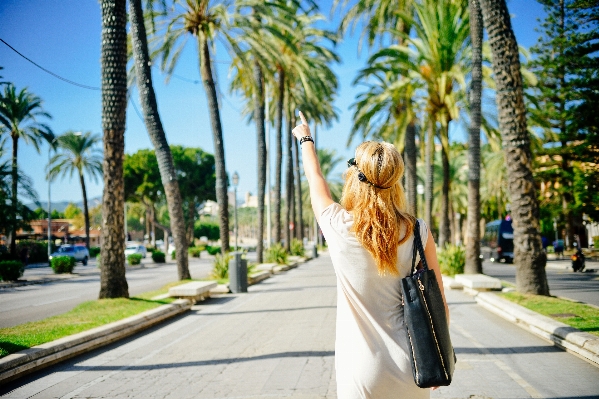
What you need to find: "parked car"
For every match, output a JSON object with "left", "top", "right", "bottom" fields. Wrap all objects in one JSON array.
[
  {"left": 125, "top": 243, "right": 147, "bottom": 258},
  {"left": 49, "top": 245, "right": 90, "bottom": 265},
  {"left": 481, "top": 218, "right": 514, "bottom": 263}
]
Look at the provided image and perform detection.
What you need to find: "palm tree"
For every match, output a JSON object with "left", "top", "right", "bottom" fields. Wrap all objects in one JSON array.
[
  {"left": 129, "top": 0, "right": 190, "bottom": 279},
  {"left": 479, "top": 0, "right": 549, "bottom": 295},
  {"left": 0, "top": 139, "right": 40, "bottom": 240},
  {"left": 0, "top": 84, "right": 53, "bottom": 256},
  {"left": 152, "top": 0, "right": 231, "bottom": 253},
  {"left": 465, "top": 0, "right": 483, "bottom": 273},
  {"left": 376, "top": 0, "right": 470, "bottom": 245},
  {"left": 99, "top": 0, "right": 129, "bottom": 299},
  {"left": 49, "top": 131, "right": 102, "bottom": 251}
]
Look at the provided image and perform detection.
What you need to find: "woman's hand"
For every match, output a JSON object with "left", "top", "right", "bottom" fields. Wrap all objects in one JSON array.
[{"left": 292, "top": 111, "right": 311, "bottom": 140}]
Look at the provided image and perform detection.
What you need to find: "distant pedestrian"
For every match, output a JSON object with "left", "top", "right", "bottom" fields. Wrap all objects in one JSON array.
[
  {"left": 553, "top": 239, "right": 564, "bottom": 259},
  {"left": 293, "top": 111, "right": 449, "bottom": 398}
]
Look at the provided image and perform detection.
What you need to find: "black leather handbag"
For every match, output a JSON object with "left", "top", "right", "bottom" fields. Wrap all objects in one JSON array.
[{"left": 401, "top": 220, "right": 456, "bottom": 388}]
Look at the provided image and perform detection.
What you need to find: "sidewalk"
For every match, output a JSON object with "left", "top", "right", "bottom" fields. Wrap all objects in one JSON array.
[{"left": 2, "top": 253, "right": 599, "bottom": 398}]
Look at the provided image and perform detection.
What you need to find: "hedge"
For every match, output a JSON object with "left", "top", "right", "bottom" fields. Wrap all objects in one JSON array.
[
  {"left": 51, "top": 256, "right": 76, "bottom": 274},
  {"left": 0, "top": 260, "right": 25, "bottom": 281}
]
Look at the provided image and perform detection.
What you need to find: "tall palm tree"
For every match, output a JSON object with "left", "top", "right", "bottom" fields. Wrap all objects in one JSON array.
[
  {"left": 268, "top": 5, "right": 339, "bottom": 246},
  {"left": 152, "top": 0, "right": 231, "bottom": 253},
  {"left": 479, "top": 0, "right": 549, "bottom": 295},
  {"left": 383, "top": 0, "right": 470, "bottom": 245},
  {"left": 465, "top": 0, "right": 483, "bottom": 273},
  {"left": 129, "top": 0, "right": 190, "bottom": 279},
  {"left": 0, "top": 139, "right": 40, "bottom": 240},
  {"left": 0, "top": 84, "right": 53, "bottom": 256},
  {"left": 99, "top": 0, "right": 129, "bottom": 299},
  {"left": 49, "top": 131, "right": 102, "bottom": 251}
]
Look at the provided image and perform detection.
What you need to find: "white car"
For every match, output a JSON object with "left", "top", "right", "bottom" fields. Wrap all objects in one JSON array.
[
  {"left": 50, "top": 245, "right": 90, "bottom": 265},
  {"left": 125, "top": 244, "right": 147, "bottom": 258}
]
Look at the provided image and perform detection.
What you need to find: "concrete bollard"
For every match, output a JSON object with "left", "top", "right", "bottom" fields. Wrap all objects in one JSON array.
[{"left": 229, "top": 251, "right": 248, "bottom": 293}]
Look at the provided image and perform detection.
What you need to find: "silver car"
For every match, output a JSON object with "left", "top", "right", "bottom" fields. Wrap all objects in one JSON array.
[
  {"left": 50, "top": 245, "right": 90, "bottom": 265},
  {"left": 125, "top": 244, "right": 147, "bottom": 258}
]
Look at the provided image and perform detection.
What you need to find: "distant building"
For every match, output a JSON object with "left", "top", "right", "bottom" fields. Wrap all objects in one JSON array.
[{"left": 16, "top": 219, "right": 102, "bottom": 247}]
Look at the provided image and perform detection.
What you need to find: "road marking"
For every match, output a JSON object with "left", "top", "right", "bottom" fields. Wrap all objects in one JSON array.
[
  {"left": 453, "top": 324, "right": 543, "bottom": 398},
  {"left": 33, "top": 295, "right": 81, "bottom": 307}
]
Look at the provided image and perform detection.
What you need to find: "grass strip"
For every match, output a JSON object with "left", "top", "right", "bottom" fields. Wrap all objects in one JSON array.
[
  {"left": 501, "top": 292, "right": 599, "bottom": 337},
  {"left": 0, "top": 279, "right": 200, "bottom": 358}
]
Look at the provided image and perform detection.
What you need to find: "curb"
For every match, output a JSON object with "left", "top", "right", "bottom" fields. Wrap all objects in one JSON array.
[
  {"left": 475, "top": 291, "right": 599, "bottom": 367},
  {"left": 0, "top": 299, "right": 192, "bottom": 385}
]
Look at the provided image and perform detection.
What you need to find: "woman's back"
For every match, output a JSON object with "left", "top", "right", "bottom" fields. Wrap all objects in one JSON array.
[{"left": 320, "top": 202, "right": 429, "bottom": 399}]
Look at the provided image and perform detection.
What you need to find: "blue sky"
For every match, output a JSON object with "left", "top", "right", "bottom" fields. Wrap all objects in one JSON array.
[{"left": 0, "top": 0, "right": 546, "bottom": 207}]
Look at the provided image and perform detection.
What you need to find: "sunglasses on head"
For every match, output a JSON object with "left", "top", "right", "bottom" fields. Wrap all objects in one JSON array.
[{"left": 347, "top": 158, "right": 391, "bottom": 190}]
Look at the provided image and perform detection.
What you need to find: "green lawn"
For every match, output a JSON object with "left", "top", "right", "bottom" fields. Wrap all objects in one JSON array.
[
  {"left": 0, "top": 279, "right": 197, "bottom": 358},
  {"left": 501, "top": 292, "right": 599, "bottom": 337}
]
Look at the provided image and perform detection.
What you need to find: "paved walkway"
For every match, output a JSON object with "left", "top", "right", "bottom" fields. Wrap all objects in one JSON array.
[{"left": 2, "top": 253, "right": 599, "bottom": 398}]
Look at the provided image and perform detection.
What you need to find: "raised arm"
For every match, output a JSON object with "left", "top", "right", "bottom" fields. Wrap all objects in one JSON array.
[{"left": 292, "top": 111, "right": 334, "bottom": 219}]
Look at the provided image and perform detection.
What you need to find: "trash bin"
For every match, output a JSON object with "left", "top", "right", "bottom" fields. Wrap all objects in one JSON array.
[
  {"left": 312, "top": 244, "right": 318, "bottom": 259},
  {"left": 228, "top": 251, "right": 248, "bottom": 293}
]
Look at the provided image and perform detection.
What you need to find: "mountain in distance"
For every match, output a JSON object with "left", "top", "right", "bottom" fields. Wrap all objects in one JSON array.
[{"left": 27, "top": 196, "right": 102, "bottom": 214}]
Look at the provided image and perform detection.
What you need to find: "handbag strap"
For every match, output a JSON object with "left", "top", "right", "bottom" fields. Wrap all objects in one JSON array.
[{"left": 410, "top": 220, "right": 429, "bottom": 276}]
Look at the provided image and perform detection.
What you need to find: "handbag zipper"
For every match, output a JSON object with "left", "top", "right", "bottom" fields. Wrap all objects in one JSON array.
[
  {"left": 418, "top": 278, "right": 449, "bottom": 380},
  {"left": 405, "top": 328, "right": 420, "bottom": 386}
]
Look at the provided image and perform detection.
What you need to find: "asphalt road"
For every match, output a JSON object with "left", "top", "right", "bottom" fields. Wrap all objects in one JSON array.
[
  {"left": 0, "top": 257, "right": 217, "bottom": 328},
  {"left": 483, "top": 260, "right": 599, "bottom": 306}
]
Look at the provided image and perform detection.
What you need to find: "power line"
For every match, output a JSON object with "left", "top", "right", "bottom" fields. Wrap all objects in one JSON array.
[{"left": 0, "top": 38, "right": 101, "bottom": 91}]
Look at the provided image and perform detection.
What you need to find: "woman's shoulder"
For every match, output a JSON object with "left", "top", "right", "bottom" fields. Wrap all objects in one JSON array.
[{"left": 319, "top": 203, "right": 354, "bottom": 238}]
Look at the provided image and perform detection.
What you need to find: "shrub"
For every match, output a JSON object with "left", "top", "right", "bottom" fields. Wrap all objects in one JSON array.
[
  {"left": 152, "top": 251, "right": 166, "bottom": 263},
  {"left": 290, "top": 239, "right": 305, "bottom": 257},
  {"left": 437, "top": 244, "right": 465, "bottom": 277},
  {"left": 593, "top": 236, "right": 599, "bottom": 250},
  {"left": 211, "top": 253, "right": 232, "bottom": 280},
  {"left": 89, "top": 247, "right": 101, "bottom": 258},
  {"left": 194, "top": 221, "right": 220, "bottom": 241},
  {"left": 127, "top": 253, "right": 143, "bottom": 265},
  {"left": 171, "top": 250, "right": 176, "bottom": 260},
  {"left": 189, "top": 246, "right": 203, "bottom": 258},
  {"left": 51, "top": 256, "right": 76, "bottom": 274},
  {"left": 206, "top": 246, "right": 221, "bottom": 256},
  {"left": 265, "top": 243, "right": 288, "bottom": 265},
  {"left": 96, "top": 254, "right": 101, "bottom": 268},
  {"left": 0, "top": 260, "right": 25, "bottom": 281},
  {"left": 16, "top": 240, "right": 56, "bottom": 263}
]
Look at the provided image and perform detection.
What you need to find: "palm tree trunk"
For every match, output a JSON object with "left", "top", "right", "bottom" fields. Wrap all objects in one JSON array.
[
  {"left": 10, "top": 134, "right": 18, "bottom": 256},
  {"left": 425, "top": 120, "right": 434, "bottom": 232},
  {"left": 405, "top": 122, "right": 417, "bottom": 215},
  {"left": 254, "top": 60, "right": 266, "bottom": 263},
  {"left": 285, "top": 114, "right": 294, "bottom": 252},
  {"left": 466, "top": 0, "right": 483, "bottom": 274},
  {"left": 294, "top": 138, "right": 303, "bottom": 240},
  {"left": 129, "top": 0, "right": 190, "bottom": 279},
  {"left": 274, "top": 69, "right": 284, "bottom": 244},
  {"left": 99, "top": 0, "right": 129, "bottom": 299},
  {"left": 79, "top": 172, "right": 90, "bottom": 250},
  {"left": 480, "top": 0, "right": 549, "bottom": 295},
  {"left": 198, "top": 33, "right": 229, "bottom": 254},
  {"left": 439, "top": 138, "right": 451, "bottom": 248}
]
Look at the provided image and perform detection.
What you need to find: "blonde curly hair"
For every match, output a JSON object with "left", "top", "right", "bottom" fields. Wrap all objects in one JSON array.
[{"left": 340, "top": 141, "right": 415, "bottom": 275}]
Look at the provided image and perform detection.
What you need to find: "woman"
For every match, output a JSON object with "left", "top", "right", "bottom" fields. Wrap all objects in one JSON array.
[{"left": 292, "top": 111, "right": 450, "bottom": 398}]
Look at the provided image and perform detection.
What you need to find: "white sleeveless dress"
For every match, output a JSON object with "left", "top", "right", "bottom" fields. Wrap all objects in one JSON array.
[{"left": 319, "top": 203, "right": 430, "bottom": 399}]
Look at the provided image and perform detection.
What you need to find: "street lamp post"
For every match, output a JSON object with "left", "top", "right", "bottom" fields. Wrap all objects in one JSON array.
[
  {"left": 47, "top": 141, "right": 53, "bottom": 261},
  {"left": 232, "top": 171, "right": 239, "bottom": 250}
]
